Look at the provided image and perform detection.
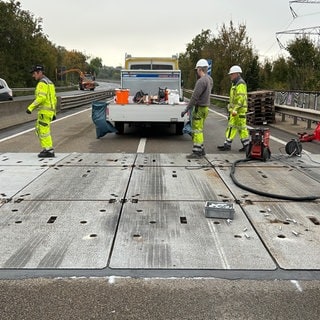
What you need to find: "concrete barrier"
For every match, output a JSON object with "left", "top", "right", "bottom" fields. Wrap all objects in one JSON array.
[
  {"left": 0, "top": 97, "right": 62, "bottom": 130},
  {"left": 0, "top": 98, "right": 34, "bottom": 130}
]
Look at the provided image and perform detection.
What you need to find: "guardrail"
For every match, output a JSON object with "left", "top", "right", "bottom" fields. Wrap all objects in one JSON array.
[
  {"left": 59, "top": 90, "right": 114, "bottom": 110},
  {"left": 0, "top": 90, "right": 115, "bottom": 131},
  {"left": 274, "top": 104, "right": 320, "bottom": 129},
  {"left": 12, "top": 85, "right": 77, "bottom": 93},
  {"left": 184, "top": 89, "right": 320, "bottom": 129}
]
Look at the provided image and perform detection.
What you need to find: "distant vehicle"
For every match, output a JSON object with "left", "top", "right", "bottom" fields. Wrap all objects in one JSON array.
[
  {"left": 0, "top": 78, "right": 13, "bottom": 101},
  {"left": 58, "top": 69, "right": 96, "bottom": 91}
]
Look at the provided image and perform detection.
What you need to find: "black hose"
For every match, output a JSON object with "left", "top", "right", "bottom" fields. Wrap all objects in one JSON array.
[{"left": 230, "top": 158, "right": 319, "bottom": 201}]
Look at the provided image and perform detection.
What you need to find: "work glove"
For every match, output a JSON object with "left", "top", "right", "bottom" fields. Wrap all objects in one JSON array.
[
  {"left": 231, "top": 110, "right": 237, "bottom": 116},
  {"left": 26, "top": 109, "right": 31, "bottom": 114},
  {"left": 181, "top": 109, "right": 188, "bottom": 117}
]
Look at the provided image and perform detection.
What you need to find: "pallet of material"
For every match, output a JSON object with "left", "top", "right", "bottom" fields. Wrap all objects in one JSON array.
[
  {"left": 248, "top": 90, "right": 275, "bottom": 98},
  {"left": 247, "top": 91, "right": 275, "bottom": 125}
]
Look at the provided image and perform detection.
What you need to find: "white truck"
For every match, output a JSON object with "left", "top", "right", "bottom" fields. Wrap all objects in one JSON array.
[{"left": 107, "top": 54, "right": 187, "bottom": 135}]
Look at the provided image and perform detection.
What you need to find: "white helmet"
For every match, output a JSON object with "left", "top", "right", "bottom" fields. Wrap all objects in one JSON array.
[
  {"left": 228, "top": 65, "right": 242, "bottom": 74},
  {"left": 195, "top": 59, "right": 209, "bottom": 68}
]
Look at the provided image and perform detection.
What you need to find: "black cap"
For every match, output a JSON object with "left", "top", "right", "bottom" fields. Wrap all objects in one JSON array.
[{"left": 30, "top": 65, "right": 44, "bottom": 73}]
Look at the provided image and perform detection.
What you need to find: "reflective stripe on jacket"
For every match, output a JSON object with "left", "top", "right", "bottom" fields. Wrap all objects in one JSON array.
[
  {"left": 27, "top": 76, "right": 57, "bottom": 113},
  {"left": 229, "top": 77, "right": 247, "bottom": 114}
]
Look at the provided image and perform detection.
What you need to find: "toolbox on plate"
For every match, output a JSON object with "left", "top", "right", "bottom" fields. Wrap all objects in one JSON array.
[{"left": 204, "top": 201, "right": 234, "bottom": 219}]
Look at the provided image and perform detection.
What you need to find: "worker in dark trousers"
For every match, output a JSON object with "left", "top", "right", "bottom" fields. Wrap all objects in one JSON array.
[
  {"left": 26, "top": 65, "right": 57, "bottom": 158},
  {"left": 181, "top": 59, "right": 213, "bottom": 158},
  {"left": 217, "top": 65, "right": 249, "bottom": 152}
]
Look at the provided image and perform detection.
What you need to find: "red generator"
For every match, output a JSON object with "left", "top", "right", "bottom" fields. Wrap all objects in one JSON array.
[{"left": 246, "top": 128, "right": 271, "bottom": 161}]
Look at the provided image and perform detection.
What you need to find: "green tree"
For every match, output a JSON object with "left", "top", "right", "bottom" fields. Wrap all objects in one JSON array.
[
  {"left": 89, "top": 57, "right": 103, "bottom": 76},
  {"left": 0, "top": 0, "right": 45, "bottom": 85},
  {"left": 179, "top": 22, "right": 258, "bottom": 95},
  {"left": 212, "top": 21, "right": 258, "bottom": 94},
  {"left": 270, "top": 57, "right": 289, "bottom": 90},
  {"left": 286, "top": 37, "right": 319, "bottom": 90},
  {"left": 180, "top": 29, "right": 212, "bottom": 89}
]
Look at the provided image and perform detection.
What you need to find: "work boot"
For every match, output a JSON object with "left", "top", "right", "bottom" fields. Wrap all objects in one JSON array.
[
  {"left": 217, "top": 144, "right": 231, "bottom": 151},
  {"left": 38, "top": 149, "right": 55, "bottom": 158},
  {"left": 186, "top": 152, "right": 204, "bottom": 159},
  {"left": 238, "top": 147, "right": 246, "bottom": 152}
]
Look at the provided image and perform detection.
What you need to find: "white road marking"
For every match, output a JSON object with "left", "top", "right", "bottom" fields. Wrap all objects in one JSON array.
[
  {"left": 291, "top": 280, "right": 303, "bottom": 292},
  {"left": 137, "top": 138, "right": 147, "bottom": 153},
  {"left": 0, "top": 108, "right": 89, "bottom": 143}
]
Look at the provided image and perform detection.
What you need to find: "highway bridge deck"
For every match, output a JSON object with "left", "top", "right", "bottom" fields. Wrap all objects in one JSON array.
[{"left": 0, "top": 152, "right": 319, "bottom": 278}]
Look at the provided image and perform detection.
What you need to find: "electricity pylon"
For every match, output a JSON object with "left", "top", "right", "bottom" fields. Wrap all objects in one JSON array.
[
  {"left": 289, "top": 0, "right": 320, "bottom": 18},
  {"left": 276, "top": 26, "right": 320, "bottom": 49}
]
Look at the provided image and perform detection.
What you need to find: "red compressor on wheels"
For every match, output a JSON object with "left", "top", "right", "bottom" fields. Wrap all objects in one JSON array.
[{"left": 246, "top": 128, "right": 271, "bottom": 162}]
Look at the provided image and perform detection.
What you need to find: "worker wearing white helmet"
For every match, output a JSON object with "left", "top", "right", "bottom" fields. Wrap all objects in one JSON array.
[
  {"left": 181, "top": 58, "right": 213, "bottom": 158},
  {"left": 217, "top": 65, "right": 249, "bottom": 152}
]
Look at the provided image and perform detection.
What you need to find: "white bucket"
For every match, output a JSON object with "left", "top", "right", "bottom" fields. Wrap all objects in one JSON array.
[{"left": 168, "top": 90, "right": 179, "bottom": 104}]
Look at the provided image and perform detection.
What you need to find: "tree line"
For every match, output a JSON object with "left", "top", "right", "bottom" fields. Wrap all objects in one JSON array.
[
  {"left": 1, "top": 0, "right": 320, "bottom": 94},
  {"left": 0, "top": 0, "right": 105, "bottom": 87},
  {"left": 180, "top": 24, "right": 320, "bottom": 95}
]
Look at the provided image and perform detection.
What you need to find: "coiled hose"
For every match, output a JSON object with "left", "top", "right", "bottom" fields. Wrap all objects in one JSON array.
[{"left": 230, "top": 158, "right": 320, "bottom": 201}]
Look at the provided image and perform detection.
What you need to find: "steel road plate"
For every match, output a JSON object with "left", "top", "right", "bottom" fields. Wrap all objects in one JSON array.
[
  {"left": 109, "top": 201, "right": 276, "bottom": 269},
  {"left": 0, "top": 200, "right": 120, "bottom": 268},
  {"left": 13, "top": 166, "right": 131, "bottom": 201},
  {"left": 215, "top": 165, "right": 320, "bottom": 202},
  {"left": 243, "top": 202, "right": 320, "bottom": 269},
  {"left": 56, "top": 152, "right": 137, "bottom": 167},
  {"left": 126, "top": 166, "right": 233, "bottom": 201},
  {"left": 135, "top": 153, "right": 211, "bottom": 167}
]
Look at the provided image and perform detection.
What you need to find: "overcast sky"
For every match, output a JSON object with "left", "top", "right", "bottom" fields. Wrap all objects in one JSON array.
[{"left": 17, "top": 0, "right": 320, "bottom": 67}]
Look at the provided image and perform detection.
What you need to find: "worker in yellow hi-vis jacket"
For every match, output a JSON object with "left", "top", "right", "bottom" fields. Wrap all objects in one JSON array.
[
  {"left": 26, "top": 65, "right": 57, "bottom": 158},
  {"left": 217, "top": 65, "right": 249, "bottom": 152}
]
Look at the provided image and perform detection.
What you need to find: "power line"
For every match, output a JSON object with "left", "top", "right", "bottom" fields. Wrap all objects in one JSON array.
[
  {"left": 289, "top": 0, "right": 320, "bottom": 18},
  {"left": 276, "top": 1, "right": 320, "bottom": 50}
]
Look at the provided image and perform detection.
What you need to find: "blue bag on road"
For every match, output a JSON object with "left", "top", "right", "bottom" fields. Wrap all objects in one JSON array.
[{"left": 92, "top": 101, "right": 117, "bottom": 138}]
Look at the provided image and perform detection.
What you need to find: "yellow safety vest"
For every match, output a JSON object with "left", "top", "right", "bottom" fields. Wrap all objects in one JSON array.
[
  {"left": 229, "top": 78, "right": 247, "bottom": 113},
  {"left": 27, "top": 76, "right": 57, "bottom": 113}
]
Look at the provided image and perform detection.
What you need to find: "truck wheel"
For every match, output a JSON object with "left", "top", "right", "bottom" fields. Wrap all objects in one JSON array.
[
  {"left": 115, "top": 122, "right": 124, "bottom": 134},
  {"left": 175, "top": 122, "right": 184, "bottom": 135}
]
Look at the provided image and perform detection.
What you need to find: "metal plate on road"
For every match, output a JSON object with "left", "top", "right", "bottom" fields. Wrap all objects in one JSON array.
[
  {"left": 0, "top": 153, "right": 319, "bottom": 271},
  {"left": 0, "top": 152, "right": 69, "bottom": 166},
  {"left": 0, "top": 200, "right": 120, "bottom": 268},
  {"left": 215, "top": 164, "right": 320, "bottom": 202},
  {"left": 56, "top": 152, "right": 137, "bottom": 167},
  {"left": 127, "top": 166, "right": 233, "bottom": 201},
  {"left": 0, "top": 165, "right": 48, "bottom": 200},
  {"left": 135, "top": 153, "right": 210, "bottom": 167},
  {"left": 207, "top": 154, "right": 308, "bottom": 168},
  {"left": 243, "top": 202, "right": 320, "bottom": 269},
  {"left": 14, "top": 166, "right": 131, "bottom": 201},
  {"left": 109, "top": 201, "right": 276, "bottom": 269}
]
